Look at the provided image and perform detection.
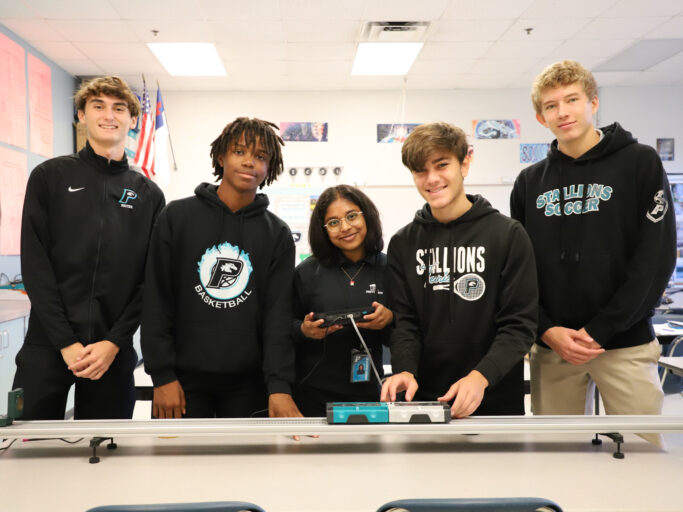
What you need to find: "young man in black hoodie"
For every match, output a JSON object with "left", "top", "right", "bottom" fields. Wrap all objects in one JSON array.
[
  {"left": 381, "top": 122, "right": 538, "bottom": 417},
  {"left": 142, "top": 118, "right": 301, "bottom": 419},
  {"left": 511, "top": 60, "right": 675, "bottom": 446},
  {"left": 14, "top": 76, "right": 165, "bottom": 419}
]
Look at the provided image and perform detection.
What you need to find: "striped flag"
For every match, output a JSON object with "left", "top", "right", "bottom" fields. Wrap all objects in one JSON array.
[
  {"left": 133, "top": 81, "right": 155, "bottom": 178},
  {"left": 154, "top": 87, "right": 170, "bottom": 188}
]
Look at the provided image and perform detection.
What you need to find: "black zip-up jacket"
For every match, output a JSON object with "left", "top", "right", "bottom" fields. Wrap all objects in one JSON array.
[
  {"left": 387, "top": 195, "right": 538, "bottom": 414},
  {"left": 21, "top": 142, "right": 165, "bottom": 351},
  {"left": 511, "top": 122, "right": 676, "bottom": 349},
  {"left": 141, "top": 183, "right": 296, "bottom": 395},
  {"left": 291, "top": 252, "right": 391, "bottom": 399}
]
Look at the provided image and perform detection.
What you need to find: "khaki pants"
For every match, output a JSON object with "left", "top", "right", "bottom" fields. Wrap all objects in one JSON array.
[{"left": 530, "top": 340, "right": 665, "bottom": 448}]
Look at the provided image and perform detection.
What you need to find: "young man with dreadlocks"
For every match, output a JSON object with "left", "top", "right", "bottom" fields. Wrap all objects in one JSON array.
[{"left": 142, "top": 117, "right": 301, "bottom": 419}]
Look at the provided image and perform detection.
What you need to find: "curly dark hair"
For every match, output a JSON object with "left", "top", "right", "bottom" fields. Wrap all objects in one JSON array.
[
  {"left": 309, "top": 185, "right": 384, "bottom": 266},
  {"left": 209, "top": 117, "right": 285, "bottom": 188}
]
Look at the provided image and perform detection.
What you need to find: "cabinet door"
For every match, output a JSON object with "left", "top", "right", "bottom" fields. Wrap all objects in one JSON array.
[{"left": 0, "top": 317, "right": 26, "bottom": 415}]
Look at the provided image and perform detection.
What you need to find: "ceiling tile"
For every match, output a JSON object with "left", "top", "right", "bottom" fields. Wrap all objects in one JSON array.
[
  {"left": 47, "top": 20, "right": 140, "bottom": 42},
  {"left": 419, "top": 41, "right": 493, "bottom": 60},
  {"left": 409, "top": 58, "right": 476, "bottom": 75},
  {"left": 362, "top": 0, "right": 448, "bottom": 22},
  {"left": 96, "top": 59, "right": 167, "bottom": 76},
  {"left": 470, "top": 58, "right": 540, "bottom": 74},
  {"left": 644, "top": 16, "right": 683, "bottom": 38},
  {"left": 501, "top": 18, "right": 593, "bottom": 41},
  {"left": 74, "top": 42, "right": 152, "bottom": 61},
  {"left": 126, "top": 21, "right": 212, "bottom": 42},
  {"left": 521, "top": 0, "right": 619, "bottom": 18},
  {"left": 30, "top": 41, "right": 86, "bottom": 60},
  {"left": 1, "top": 19, "right": 65, "bottom": 41},
  {"left": 484, "top": 40, "right": 562, "bottom": 59},
  {"left": 285, "top": 60, "right": 350, "bottom": 76},
  {"left": 430, "top": 19, "right": 515, "bottom": 42},
  {"left": 283, "top": 20, "right": 362, "bottom": 43},
  {"left": 284, "top": 42, "right": 356, "bottom": 61},
  {"left": 111, "top": 0, "right": 204, "bottom": 21},
  {"left": 224, "top": 60, "right": 288, "bottom": 76},
  {"left": 546, "top": 38, "right": 636, "bottom": 60},
  {"left": 574, "top": 17, "right": 669, "bottom": 39},
  {"left": 19, "top": 0, "right": 120, "bottom": 19},
  {"left": 216, "top": 42, "right": 287, "bottom": 61},
  {"left": 442, "top": 0, "right": 536, "bottom": 20},
  {"left": 0, "top": 3, "right": 39, "bottom": 17},
  {"left": 281, "top": 0, "right": 365, "bottom": 20},
  {"left": 591, "top": 70, "right": 641, "bottom": 85},
  {"left": 206, "top": 20, "right": 285, "bottom": 43},
  {"left": 601, "top": 0, "right": 683, "bottom": 17},
  {"left": 195, "top": 0, "right": 281, "bottom": 21},
  {"left": 57, "top": 59, "right": 105, "bottom": 76}
]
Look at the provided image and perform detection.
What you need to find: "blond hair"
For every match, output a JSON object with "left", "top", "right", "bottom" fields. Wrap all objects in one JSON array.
[
  {"left": 531, "top": 60, "right": 598, "bottom": 114},
  {"left": 74, "top": 76, "right": 140, "bottom": 118},
  {"left": 401, "top": 122, "right": 469, "bottom": 172}
]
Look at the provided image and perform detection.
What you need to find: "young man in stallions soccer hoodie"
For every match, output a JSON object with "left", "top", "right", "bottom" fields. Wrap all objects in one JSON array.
[
  {"left": 142, "top": 118, "right": 301, "bottom": 419},
  {"left": 510, "top": 60, "right": 675, "bottom": 446},
  {"left": 381, "top": 122, "right": 538, "bottom": 417}
]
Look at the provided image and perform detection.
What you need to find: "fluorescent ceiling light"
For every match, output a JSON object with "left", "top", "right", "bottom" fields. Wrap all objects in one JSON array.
[
  {"left": 594, "top": 39, "right": 683, "bottom": 72},
  {"left": 352, "top": 42, "right": 423, "bottom": 76},
  {"left": 148, "top": 43, "right": 226, "bottom": 76}
]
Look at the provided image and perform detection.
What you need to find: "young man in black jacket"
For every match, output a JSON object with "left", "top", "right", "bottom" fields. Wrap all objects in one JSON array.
[
  {"left": 14, "top": 76, "right": 165, "bottom": 420},
  {"left": 511, "top": 60, "right": 675, "bottom": 446},
  {"left": 381, "top": 122, "right": 538, "bottom": 417},
  {"left": 142, "top": 118, "right": 301, "bottom": 419}
]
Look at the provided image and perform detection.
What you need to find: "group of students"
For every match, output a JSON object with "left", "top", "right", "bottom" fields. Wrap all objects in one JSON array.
[{"left": 12, "top": 60, "right": 675, "bottom": 447}]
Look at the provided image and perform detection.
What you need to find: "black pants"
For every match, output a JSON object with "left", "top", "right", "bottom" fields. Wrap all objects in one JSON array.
[
  {"left": 176, "top": 371, "right": 268, "bottom": 418},
  {"left": 12, "top": 343, "right": 138, "bottom": 420}
]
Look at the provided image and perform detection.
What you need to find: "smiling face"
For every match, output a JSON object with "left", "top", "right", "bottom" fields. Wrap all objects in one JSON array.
[
  {"left": 324, "top": 197, "right": 367, "bottom": 262},
  {"left": 218, "top": 134, "right": 269, "bottom": 200},
  {"left": 77, "top": 94, "right": 136, "bottom": 159},
  {"left": 536, "top": 82, "right": 599, "bottom": 158},
  {"left": 412, "top": 149, "right": 471, "bottom": 223}
]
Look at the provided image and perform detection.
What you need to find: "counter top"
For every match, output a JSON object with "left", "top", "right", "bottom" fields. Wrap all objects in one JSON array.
[{"left": 0, "top": 291, "right": 30, "bottom": 323}]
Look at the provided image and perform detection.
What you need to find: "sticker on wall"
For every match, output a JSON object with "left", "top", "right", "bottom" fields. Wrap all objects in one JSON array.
[
  {"left": 520, "top": 143, "right": 550, "bottom": 164},
  {"left": 280, "top": 122, "right": 328, "bottom": 142},
  {"left": 472, "top": 119, "right": 520, "bottom": 140},
  {"left": 657, "top": 138, "right": 674, "bottom": 161},
  {"left": 377, "top": 123, "right": 420, "bottom": 143}
]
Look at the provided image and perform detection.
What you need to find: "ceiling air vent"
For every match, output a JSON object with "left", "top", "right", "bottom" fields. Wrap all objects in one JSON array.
[{"left": 362, "top": 21, "right": 430, "bottom": 43}]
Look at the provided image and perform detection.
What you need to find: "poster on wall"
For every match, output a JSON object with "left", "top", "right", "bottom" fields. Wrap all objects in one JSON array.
[
  {"left": 520, "top": 143, "right": 550, "bottom": 164},
  {"left": 657, "top": 138, "right": 674, "bottom": 161},
  {"left": 28, "top": 53, "right": 53, "bottom": 158},
  {"left": 267, "top": 187, "right": 323, "bottom": 262},
  {"left": 280, "top": 122, "right": 328, "bottom": 142},
  {"left": 0, "top": 33, "right": 27, "bottom": 149},
  {"left": 472, "top": 119, "right": 520, "bottom": 140},
  {"left": 0, "top": 147, "right": 28, "bottom": 255},
  {"left": 376, "top": 123, "right": 420, "bottom": 143}
]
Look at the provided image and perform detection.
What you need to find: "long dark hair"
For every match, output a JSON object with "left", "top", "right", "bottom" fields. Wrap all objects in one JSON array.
[{"left": 309, "top": 185, "right": 383, "bottom": 266}]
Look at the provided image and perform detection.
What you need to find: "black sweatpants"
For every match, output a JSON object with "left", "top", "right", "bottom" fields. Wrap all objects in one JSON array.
[
  {"left": 12, "top": 343, "right": 138, "bottom": 420},
  {"left": 176, "top": 371, "right": 268, "bottom": 418}
]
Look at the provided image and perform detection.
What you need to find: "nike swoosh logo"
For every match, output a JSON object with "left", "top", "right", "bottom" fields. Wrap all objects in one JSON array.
[{"left": 68, "top": 186, "right": 85, "bottom": 192}]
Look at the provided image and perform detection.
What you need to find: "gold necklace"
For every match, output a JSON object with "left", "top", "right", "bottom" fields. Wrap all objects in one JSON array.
[{"left": 341, "top": 262, "right": 365, "bottom": 286}]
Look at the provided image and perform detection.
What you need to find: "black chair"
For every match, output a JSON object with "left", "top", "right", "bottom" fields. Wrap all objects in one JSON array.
[
  {"left": 377, "top": 497, "right": 563, "bottom": 512},
  {"left": 86, "top": 502, "right": 265, "bottom": 512}
]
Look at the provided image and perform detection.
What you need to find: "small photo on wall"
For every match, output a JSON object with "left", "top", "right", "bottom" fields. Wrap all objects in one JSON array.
[
  {"left": 377, "top": 123, "right": 420, "bottom": 143},
  {"left": 472, "top": 119, "right": 520, "bottom": 139},
  {"left": 657, "top": 138, "right": 674, "bottom": 161},
  {"left": 520, "top": 143, "right": 550, "bottom": 164},
  {"left": 280, "top": 122, "right": 328, "bottom": 142}
]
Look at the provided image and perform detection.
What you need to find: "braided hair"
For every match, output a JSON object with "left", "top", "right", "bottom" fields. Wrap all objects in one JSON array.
[{"left": 209, "top": 117, "right": 285, "bottom": 188}]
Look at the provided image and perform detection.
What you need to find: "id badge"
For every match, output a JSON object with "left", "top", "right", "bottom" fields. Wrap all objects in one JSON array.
[{"left": 351, "top": 350, "right": 370, "bottom": 383}]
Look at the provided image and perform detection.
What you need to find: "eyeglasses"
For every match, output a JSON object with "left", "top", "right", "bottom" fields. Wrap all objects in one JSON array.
[{"left": 323, "top": 211, "right": 363, "bottom": 232}]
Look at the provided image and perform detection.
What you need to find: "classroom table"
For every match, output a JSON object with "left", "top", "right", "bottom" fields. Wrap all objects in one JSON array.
[
  {"left": 659, "top": 357, "right": 683, "bottom": 378},
  {"left": 1, "top": 419, "right": 682, "bottom": 512}
]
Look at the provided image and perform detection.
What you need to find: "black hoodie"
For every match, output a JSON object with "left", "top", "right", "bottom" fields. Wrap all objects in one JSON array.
[
  {"left": 387, "top": 195, "right": 538, "bottom": 414},
  {"left": 141, "top": 183, "right": 295, "bottom": 395},
  {"left": 511, "top": 122, "right": 676, "bottom": 349},
  {"left": 21, "top": 142, "right": 165, "bottom": 351}
]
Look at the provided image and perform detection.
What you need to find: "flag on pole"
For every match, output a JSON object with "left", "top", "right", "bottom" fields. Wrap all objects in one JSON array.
[
  {"left": 133, "top": 80, "right": 155, "bottom": 178},
  {"left": 154, "top": 87, "right": 171, "bottom": 188}
]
